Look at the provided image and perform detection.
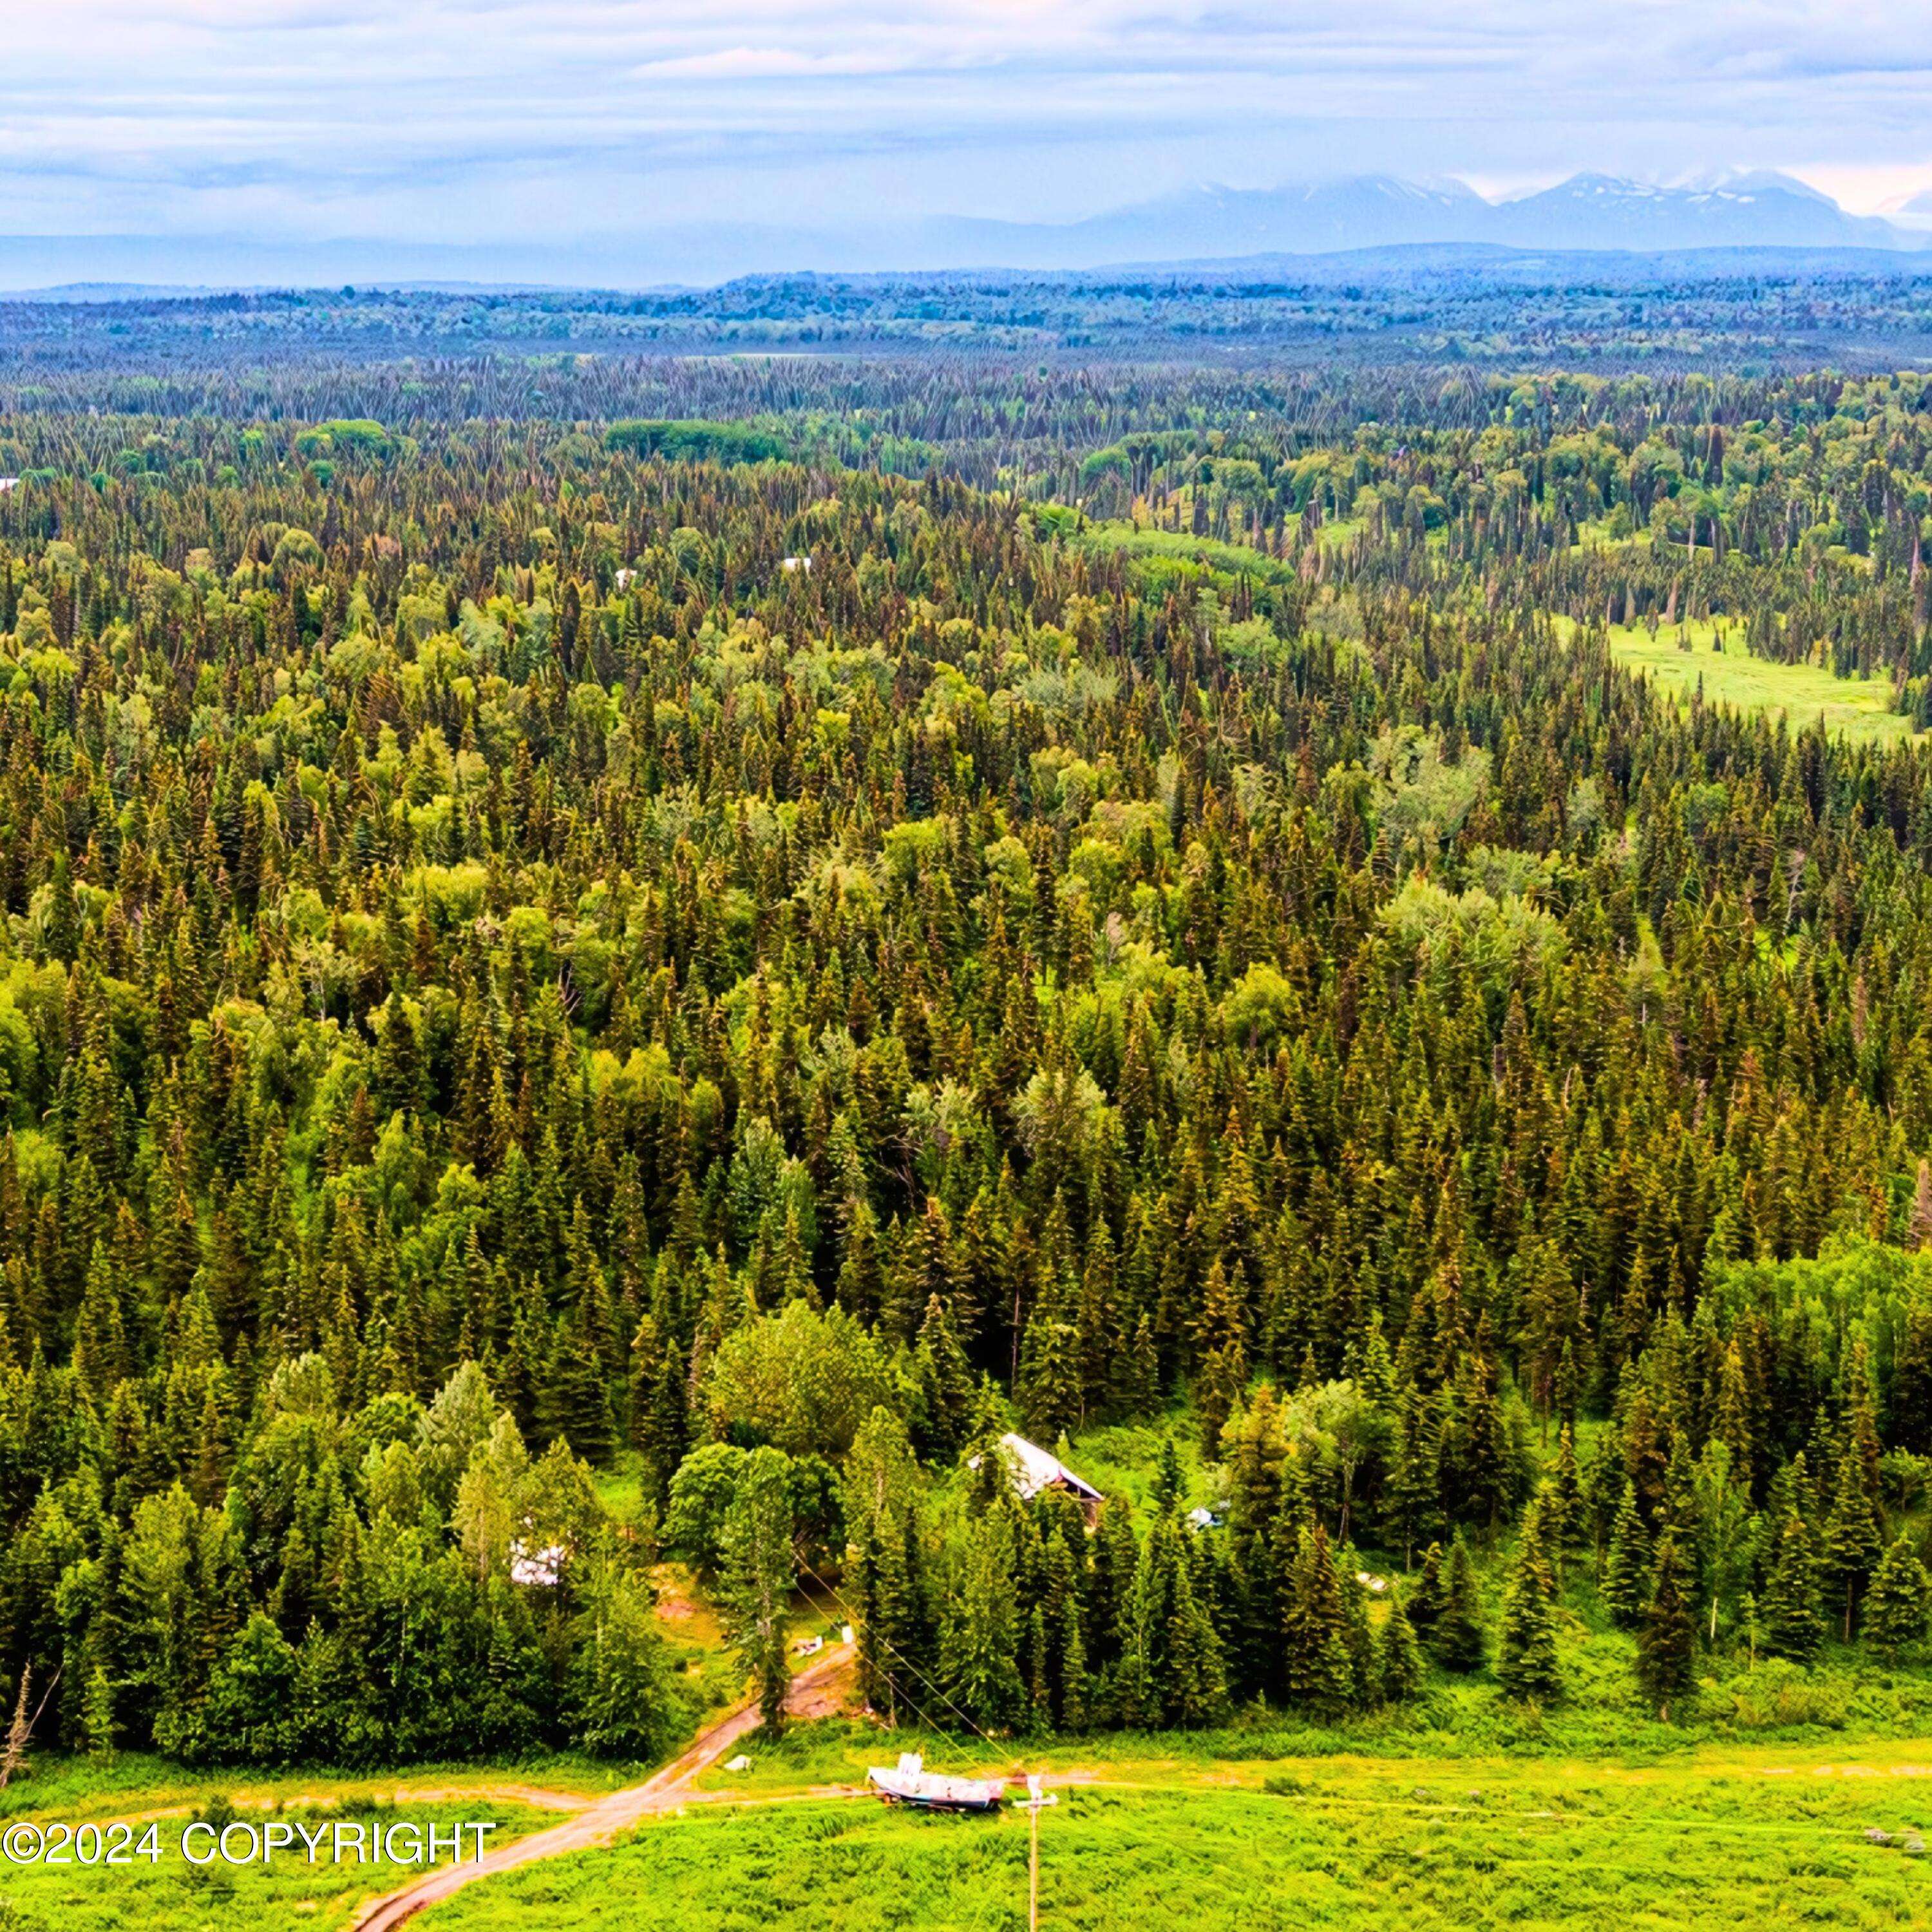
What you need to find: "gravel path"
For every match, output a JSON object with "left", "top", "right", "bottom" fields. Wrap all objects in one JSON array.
[{"left": 350, "top": 1645, "right": 854, "bottom": 1931}]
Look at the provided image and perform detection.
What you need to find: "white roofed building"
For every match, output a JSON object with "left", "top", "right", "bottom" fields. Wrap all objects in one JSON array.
[{"left": 973, "top": 1432, "right": 1104, "bottom": 1524}]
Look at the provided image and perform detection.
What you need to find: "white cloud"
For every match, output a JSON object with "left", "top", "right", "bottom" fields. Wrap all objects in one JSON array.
[
  {"left": 629, "top": 46, "right": 934, "bottom": 80},
  {"left": 5, "top": 2, "right": 1932, "bottom": 253}
]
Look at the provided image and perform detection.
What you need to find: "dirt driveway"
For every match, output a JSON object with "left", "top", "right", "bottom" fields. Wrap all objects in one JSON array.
[{"left": 350, "top": 1644, "right": 853, "bottom": 1931}]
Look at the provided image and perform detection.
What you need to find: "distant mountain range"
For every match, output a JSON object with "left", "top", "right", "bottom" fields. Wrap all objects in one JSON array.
[
  {"left": 931, "top": 172, "right": 1921, "bottom": 270},
  {"left": 0, "top": 171, "right": 1926, "bottom": 294}
]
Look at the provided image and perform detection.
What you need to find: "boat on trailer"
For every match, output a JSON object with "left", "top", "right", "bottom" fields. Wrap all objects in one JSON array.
[{"left": 866, "top": 1752, "right": 1005, "bottom": 1813}]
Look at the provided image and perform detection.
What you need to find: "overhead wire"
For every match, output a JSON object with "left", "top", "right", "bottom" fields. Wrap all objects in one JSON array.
[{"left": 791, "top": 1546, "right": 1009, "bottom": 1754}]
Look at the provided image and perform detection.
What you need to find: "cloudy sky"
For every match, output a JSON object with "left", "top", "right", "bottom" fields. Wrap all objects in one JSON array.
[{"left": 8, "top": 2, "right": 1932, "bottom": 278}]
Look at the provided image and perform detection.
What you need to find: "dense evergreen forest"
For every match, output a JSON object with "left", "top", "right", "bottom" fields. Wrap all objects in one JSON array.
[
  {"left": 11, "top": 255, "right": 1932, "bottom": 368},
  {"left": 8, "top": 349, "right": 1932, "bottom": 1770}
]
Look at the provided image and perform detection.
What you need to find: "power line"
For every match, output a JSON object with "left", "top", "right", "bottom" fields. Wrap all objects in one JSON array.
[
  {"left": 793, "top": 1587, "right": 956, "bottom": 1747},
  {"left": 791, "top": 1548, "right": 1006, "bottom": 1752},
  {"left": 790, "top": 1541, "right": 1090, "bottom": 1932}
]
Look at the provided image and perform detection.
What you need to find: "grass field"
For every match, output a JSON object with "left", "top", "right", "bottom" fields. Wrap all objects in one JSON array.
[
  {"left": 411, "top": 1740, "right": 1932, "bottom": 1931},
  {"left": 15, "top": 1706, "right": 1932, "bottom": 1929},
  {"left": 1600, "top": 619, "right": 1913, "bottom": 743},
  {"left": 1054, "top": 515, "right": 1303, "bottom": 583},
  {"left": 0, "top": 1754, "right": 630, "bottom": 1823},
  {"left": 0, "top": 1793, "right": 559, "bottom": 1931}
]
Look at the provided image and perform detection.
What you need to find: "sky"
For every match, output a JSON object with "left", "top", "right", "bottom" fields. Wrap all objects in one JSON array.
[{"left": 8, "top": 2, "right": 1932, "bottom": 281}]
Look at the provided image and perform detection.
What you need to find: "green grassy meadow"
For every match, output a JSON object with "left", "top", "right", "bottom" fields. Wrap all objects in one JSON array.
[
  {"left": 14, "top": 1700, "right": 1932, "bottom": 1929},
  {"left": 0, "top": 1754, "right": 627, "bottom": 1822},
  {"left": 413, "top": 1756, "right": 1932, "bottom": 1932},
  {"left": 1602, "top": 620, "right": 1912, "bottom": 743},
  {"left": 0, "top": 1794, "right": 559, "bottom": 1931},
  {"left": 1049, "top": 508, "right": 1370, "bottom": 583}
]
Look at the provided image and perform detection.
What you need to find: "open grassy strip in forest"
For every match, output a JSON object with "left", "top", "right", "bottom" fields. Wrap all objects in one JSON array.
[
  {"left": 678, "top": 1712, "right": 1932, "bottom": 1802},
  {"left": 0, "top": 1754, "right": 625, "bottom": 1821},
  {"left": 410, "top": 1772, "right": 1932, "bottom": 1932},
  {"left": 1598, "top": 617, "right": 1914, "bottom": 743}
]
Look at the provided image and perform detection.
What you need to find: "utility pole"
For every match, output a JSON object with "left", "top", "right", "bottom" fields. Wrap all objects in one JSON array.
[{"left": 1016, "top": 1774, "right": 1057, "bottom": 1932}]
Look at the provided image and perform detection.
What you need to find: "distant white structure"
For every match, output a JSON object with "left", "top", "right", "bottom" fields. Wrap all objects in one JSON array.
[
  {"left": 781, "top": 554, "right": 811, "bottom": 573},
  {"left": 509, "top": 1540, "right": 565, "bottom": 1587},
  {"left": 0, "top": 479, "right": 18, "bottom": 493},
  {"left": 971, "top": 1433, "right": 1104, "bottom": 1523}
]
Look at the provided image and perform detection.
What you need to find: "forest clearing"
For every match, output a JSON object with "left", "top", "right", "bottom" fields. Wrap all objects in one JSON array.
[{"left": 1600, "top": 620, "right": 1915, "bottom": 744}]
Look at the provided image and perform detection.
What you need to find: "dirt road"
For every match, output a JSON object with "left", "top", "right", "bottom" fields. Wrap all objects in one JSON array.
[{"left": 350, "top": 1645, "right": 852, "bottom": 1931}]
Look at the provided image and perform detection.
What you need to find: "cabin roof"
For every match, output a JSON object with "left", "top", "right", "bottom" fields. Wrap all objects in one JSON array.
[{"left": 998, "top": 1432, "right": 1103, "bottom": 1503}]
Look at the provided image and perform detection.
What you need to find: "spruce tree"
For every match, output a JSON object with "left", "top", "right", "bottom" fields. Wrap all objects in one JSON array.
[
  {"left": 1896, "top": 1307, "right": 1932, "bottom": 1453},
  {"left": 1548, "top": 1423, "right": 1589, "bottom": 1575},
  {"left": 1409, "top": 1540, "right": 1446, "bottom": 1640},
  {"left": 1126, "top": 1513, "right": 1228, "bottom": 1728},
  {"left": 80, "top": 1663, "right": 117, "bottom": 1762},
  {"left": 1821, "top": 1453, "right": 1883, "bottom": 1642},
  {"left": 1058, "top": 1599, "right": 1090, "bottom": 1733},
  {"left": 961, "top": 1378, "right": 1015, "bottom": 1514},
  {"left": 853, "top": 1529, "right": 901, "bottom": 1716},
  {"left": 1040, "top": 1526, "right": 1089, "bottom": 1729},
  {"left": 1762, "top": 1513, "right": 1826, "bottom": 1664},
  {"left": 1497, "top": 1492, "right": 1562, "bottom": 1703},
  {"left": 942, "top": 1513, "right": 1025, "bottom": 1732},
  {"left": 1161, "top": 1560, "right": 1229, "bottom": 1728},
  {"left": 1086, "top": 1497, "right": 1139, "bottom": 1689},
  {"left": 573, "top": 1571, "right": 683, "bottom": 1761},
  {"left": 1151, "top": 1435, "right": 1186, "bottom": 1519},
  {"left": 914, "top": 1294, "right": 974, "bottom": 1460},
  {"left": 632, "top": 1324, "right": 689, "bottom": 1503},
  {"left": 1193, "top": 1257, "right": 1249, "bottom": 1452},
  {"left": 1385, "top": 1393, "right": 1444, "bottom": 1568},
  {"left": 1340, "top": 1553, "right": 1376, "bottom": 1708},
  {"left": 1378, "top": 1592, "right": 1425, "bottom": 1705},
  {"left": 1636, "top": 1533, "right": 1697, "bottom": 1720},
  {"left": 1027, "top": 1601, "right": 1052, "bottom": 1735},
  {"left": 1018, "top": 1292, "right": 1083, "bottom": 1442},
  {"left": 1430, "top": 1535, "right": 1487, "bottom": 1674},
  {"left": 72, "top": 1241, "right": 130, "bottom": 1400},
  {"left": 896, "top": 1506, "right": 940, "bottom": 1703},
  {"left": 544, "top": 1320, "right": 614, "bottom": 1464},
  {"left": 1114, "top": 1312, "right": 1160, "bottom": 1419},
  {"left": 1600, "top": 1481, "right": 1651, "bottom": 1629},
  {"left": 718, "top": 1448, "right": 795, "bottom": 1730},
  {"left": 1864, "top": 1536, "right": 1932, "bottom": 1660}
]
